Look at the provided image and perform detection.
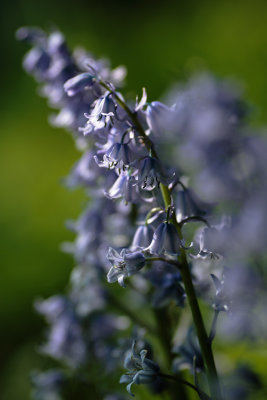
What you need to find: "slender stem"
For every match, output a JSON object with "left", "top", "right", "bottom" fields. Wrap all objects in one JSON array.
[
  {"left": 179, "top": 216, "right": 211, "bottom": 228},
  {"left": 179, "top": 258, "right": 222, "bottom": 399},
  {"left": 208, "top": 310, "right": 220, "bottom": 343},
  {"left": 159, "top": 373, "right": 204, "bottom": 397},
  {"left": 145, "top": 207, "right": 163, "bottom": 224},
  {"left": 159, "top": 188, "right": 222, "bottom": 398},
  {"left": 160, "top": 183, "right": 172, "bottom": 210},
  {"left": 99, "top": 79, "right": 223, "bottom": 400}
]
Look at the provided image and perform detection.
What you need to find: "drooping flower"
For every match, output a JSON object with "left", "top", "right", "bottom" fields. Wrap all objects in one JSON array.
[
  {"left": 175, "top": 188, "right": 212, "bottom": 222},
  {"left": 131, "top": 224, "right": 154, "bottom": 250},
  {"left": 95, "top": 142, "right": 137, "bottom": 170},
  {"left": 191, "top": 217, "right": 231, "bottom": 260},
  {"left": 148, "top": 222, "right": 181, "bottom": 255},
  {"left": 148, "top": 267, "right": 186, "bottom": 308},
  {"left": 64, "top": 72, "right": 95, "bottom": 96},
  {"left": 84, "top": 92, "right": 117, "bottom": 130},
  {"left": 120, "top": 341, "right": 160, "bottom": 396},
  {"left": 104, "top": 171, "right": 140, "bottom": 203},
  {"left": 105, "top": 142, "right": 137, "bottom": 166},
  {"left": 173, "top": 327, "right": 204, "bottom": 373},
  {"left": 210, "top": 273, "right": 229, "bottom": 312},
  {"left": 136, "top": 156, "right": 175, "bottom": 190},
  {"left": 107, "top": 248, "right": 146, "bottom": 287},
  {"left": 146, "top": 101, "right": 175, "bottom": 137}
]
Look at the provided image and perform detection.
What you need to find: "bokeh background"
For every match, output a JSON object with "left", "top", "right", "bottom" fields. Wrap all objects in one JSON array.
[{"left": 1, "top": 0, "right": 267, "bottom": 398}]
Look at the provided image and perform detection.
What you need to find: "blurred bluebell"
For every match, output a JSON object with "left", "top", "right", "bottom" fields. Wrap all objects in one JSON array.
[
  {"left": 145, "top": 101, "right": 175, "bottom": 137},
  {"left": 31, "top": 369, "right": 65, "bottom": 400},
  {"left": 175, "top": 188, "right": 212, "bottom": 223},
  {"left": 120, "top": 341, "right": 160, "bottom": 396},
  {"left": 223, "top": 364, "right": 262, "bottom": 400},
  {"left": 173, "top": 327, "right": 204, "bottom": 373},
  {"left": 35, "top": 296, "right": 87, "bottom": 368},
  {"left": 191, "top": 218, "right": 231, "bottom": 260},
  {"left": 144, "top": 261, "right": 186, "bottom": 308},
  {"left": 64, "top": 72, "right": 95, "bottom": 96},
  {"left": 210, "top": 273, "right": 229, "bottom": 312},
  {"left": 16, "top": 26, "right": 46, "bottom": 44},
  {"left": 70, "top": 265, "right": 106, "bottom": 317}
]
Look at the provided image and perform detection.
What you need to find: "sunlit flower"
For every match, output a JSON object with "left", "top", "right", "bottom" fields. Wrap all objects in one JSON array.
[
  {"left": 64, "top": 72, "right": 95, "bottom": 96},
  {"left": 137, "top": 156, "right": 175, "bottom": 190},
  {"left": 148, "top": 222, "right": 181, "bottom": 255},
  {"left": 107, "top": 248, "right": 146, "bottom": 287}
]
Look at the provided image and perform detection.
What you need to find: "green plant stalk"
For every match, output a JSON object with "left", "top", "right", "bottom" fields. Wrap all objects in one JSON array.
[
  {"left": 161, "top": 184, "right": 223, "bottom": 400},
  {"left": 99, "top": 80, "right": 223, "bottom": 399}
]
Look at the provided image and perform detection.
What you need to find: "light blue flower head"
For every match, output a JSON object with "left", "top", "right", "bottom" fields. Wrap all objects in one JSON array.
[
  {"left": 64, "top": 72, "right": 95, "bottom": 96},
  {"left": 148, "top": 222, "right": 181, "bottom": 255},
  {"left": 107, "top": 248, "right": 146, "bottom": 287},
  {"left": 137, "top": 156, "right": 175, "bottom": 190}
]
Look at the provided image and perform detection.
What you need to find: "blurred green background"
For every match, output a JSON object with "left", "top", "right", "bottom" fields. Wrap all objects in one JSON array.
[{"left": 1, "top": 0, "right": 267, "bottom": 398}]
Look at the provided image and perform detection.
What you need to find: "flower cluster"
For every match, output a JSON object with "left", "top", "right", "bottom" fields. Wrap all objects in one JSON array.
[{"left": 17, "top": 27, "right": 267, "bottom": 400}]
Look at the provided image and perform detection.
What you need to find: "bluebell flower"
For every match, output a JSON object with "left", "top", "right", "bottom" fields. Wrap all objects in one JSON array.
[
  {"left": 148, "top": 222, "right": 181, "bottom": 255},
  {"left": 62, "top": 224, "right": 104, "bottom": 264},
  {"left": 105, "top": 142, "right": 137, "bottom": 166},
  {"left": 136, "top": 156, "right": 175, "bottom": 190},
  {"left": 191, "top": 219, "right": 231, "bottom": 260},
  {"left": 84, "top": 92, "right": 117, "bottom": 130},
  {"left": 173, "top": 327, "right": 204, "bottom": 373},
  {"left": 31, "top": 369, "right": 65, "bottom": 400},
  {"left": 65, "top": 150, "right": 102, "bottom": 188},
  {"left": 23, "top": 47, "right": 51, "bottom": 78},
  {"left": 120, "top": 341, "right": 160, "bottom": 396},
  {"left": 105, "top": 171, "right": 140, "bottom": 204},
  {"left": 175, "top": 188, "right": 212, "bottom": 223},
  {"left": 146, "top": 101, "right": 175, "bottom": 137},
  {"left": 107, "top": 248, "right": 146, "bottom": 287},
  {"left": 152, "top": 272, "right": 185, "bottom": 308},
  {"left": 90, "top": 314, "right": 130, "bottom": 372},
  {"left": 47, "top": 31, "right": 72, "bottom": 61},
  {"left": 131, "top": 224, "right": 154, "bottom": 250},
  {"left": 210, "top": 273, "right": 229, "bottom": 312},
  {"left": 35, "top": 296, "right": 86, "bottom": 369},
  {"left": 64, "top": 72, "right": 95, "bottom": 96},
  {"left": 95, "top": 142, "right": 137, "bottom": 170},
  {"left": 70, "top": 266, "right": 106, "bottom": 317},
  {"left": 211, "top": 265, "right": 263, "bottom": 340},
  {"left": 16, "top": 26, "right": 46, "bottom": 44}
]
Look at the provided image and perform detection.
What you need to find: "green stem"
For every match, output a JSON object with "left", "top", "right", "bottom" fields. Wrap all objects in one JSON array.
[
  {"left": 209, "top": 310, "right": 220, "bottom": 343},
  {"left": 179, "top": 258, "right": 222, "bottom": 399},
  {"left": 159, "top": 373, "right": 205, "bottom": 398}
]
